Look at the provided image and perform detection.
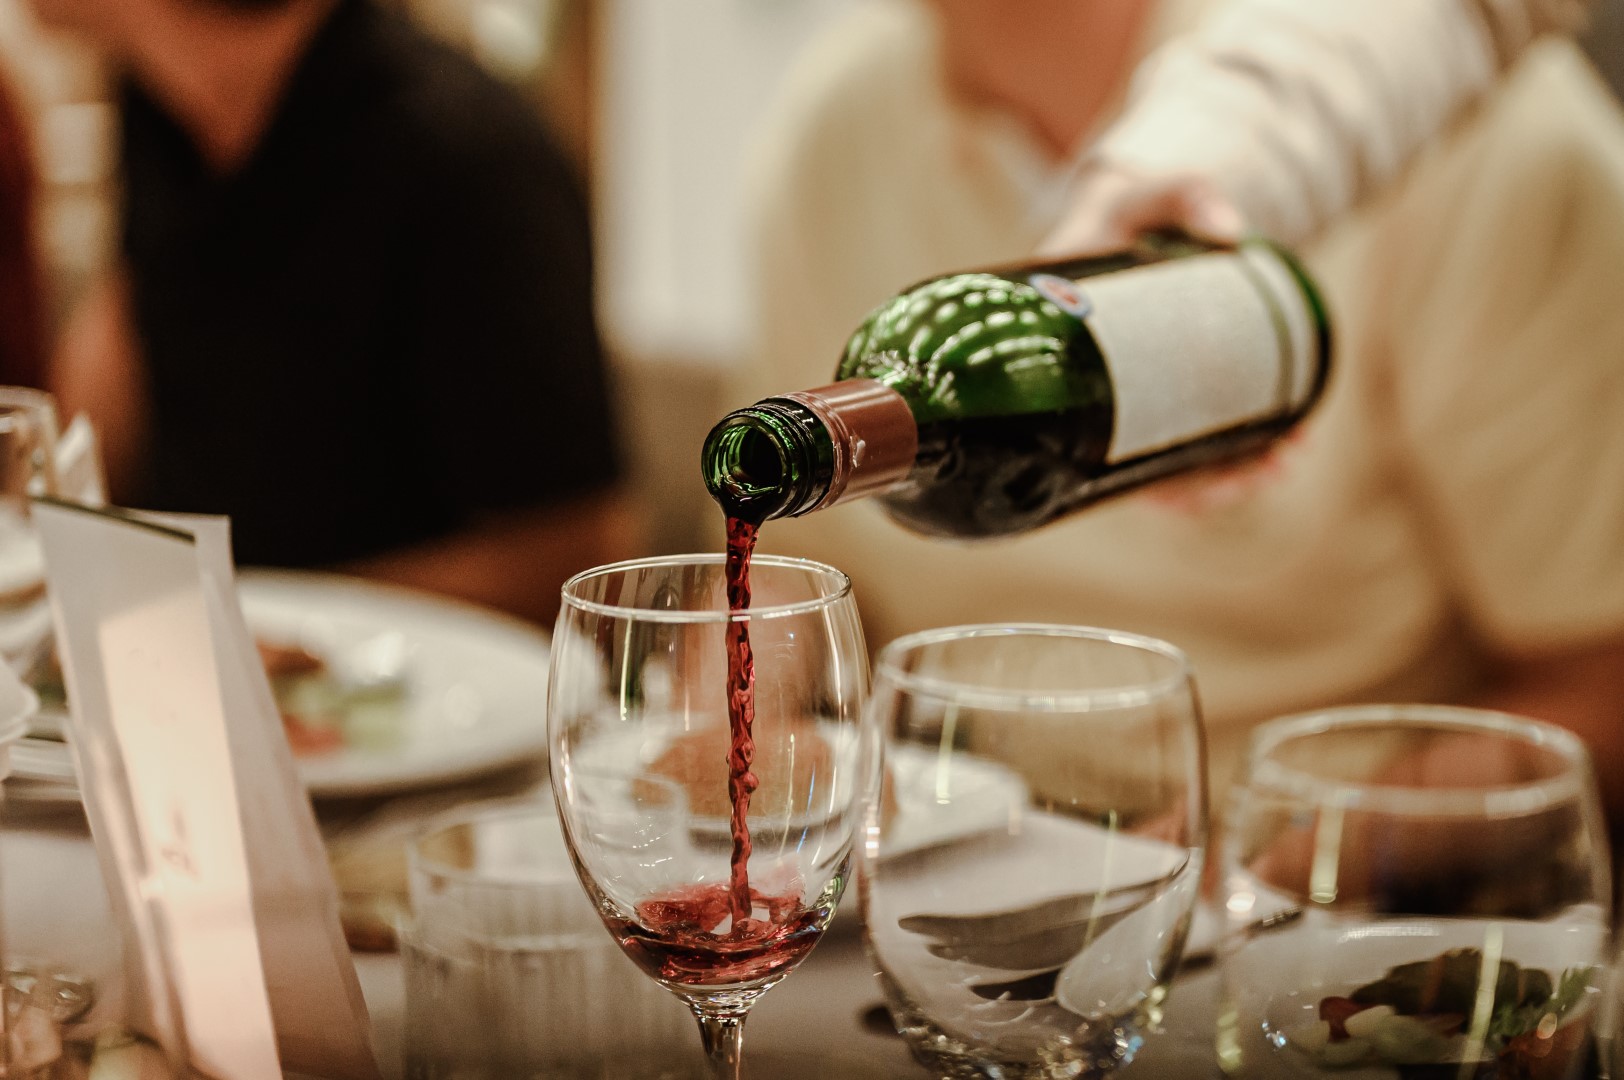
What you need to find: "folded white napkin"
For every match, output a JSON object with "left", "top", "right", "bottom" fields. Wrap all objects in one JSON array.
[{"left": 54, "top": 413, "right": 106, "bottom": 507}]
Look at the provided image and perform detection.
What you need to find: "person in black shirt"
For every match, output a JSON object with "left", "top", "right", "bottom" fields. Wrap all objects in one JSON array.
[{"left": 36, "top": 0, "right": 633, "bottom": 624}]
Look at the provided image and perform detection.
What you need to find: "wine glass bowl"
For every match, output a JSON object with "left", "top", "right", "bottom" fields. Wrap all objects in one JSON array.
[
  {"left": 1217, "top": 705, "right": 1613, "bottom": 1079},
  {"left": 548, "top": 554, "right": 873, "bottom": 1076},
  {"left": 860, "top": 624, "right": 1208, "bottom": 1079}
]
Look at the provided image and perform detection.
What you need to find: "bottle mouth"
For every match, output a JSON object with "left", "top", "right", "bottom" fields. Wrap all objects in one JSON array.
[
  {"left": 704, "top": 418, "right": 788, "bottom": 512},
  {"left": 701, "top": 402, "right": 831, "bottom": 522}
]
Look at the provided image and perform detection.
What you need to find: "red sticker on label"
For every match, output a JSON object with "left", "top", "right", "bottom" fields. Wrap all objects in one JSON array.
[{"left": 1030, "top": 273, "right": 1093, "bottom": 318}]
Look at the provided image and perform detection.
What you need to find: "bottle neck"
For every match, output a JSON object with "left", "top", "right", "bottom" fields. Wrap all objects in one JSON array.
[{"left": 702, "top": 379, "right": 918, "bottom": 523}]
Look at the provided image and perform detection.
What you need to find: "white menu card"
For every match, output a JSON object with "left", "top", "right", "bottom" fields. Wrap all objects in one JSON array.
[{"left": 35, "top": 501, "right": 379, "bottom": 1080}]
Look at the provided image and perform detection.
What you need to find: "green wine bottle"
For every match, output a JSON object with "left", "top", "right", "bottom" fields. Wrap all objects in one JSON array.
[{"left": 703, "top": 234, "right": 1331, "bottom": 536}]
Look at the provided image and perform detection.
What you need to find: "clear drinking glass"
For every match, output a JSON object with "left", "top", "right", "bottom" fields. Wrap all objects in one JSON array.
[
  {"left": 401, "top": 799, "right": 693, "bottom": 1078},
  {"left": 548, "top": 555, "right": 875, "bottom": 1080},
  {"left": 0, "top": 388, "right": 58, "bottom": 675},
  {"left": 861, "top": 624, "right": 1208, "bottom": 1079},
  {"left": 1218, "top": 705, "right": 1613, "bottom": 1079}
]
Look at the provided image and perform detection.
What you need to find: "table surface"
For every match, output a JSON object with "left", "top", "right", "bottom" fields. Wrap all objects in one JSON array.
[
  {"left": 361, "top": 909, "right": 1225, "bottom": 1079},
  {"left": 0, "top": 794, "right": 1225, "bottom": 1080}
]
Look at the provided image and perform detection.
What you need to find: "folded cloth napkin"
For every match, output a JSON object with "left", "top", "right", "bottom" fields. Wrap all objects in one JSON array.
[{"left": 54, "top": 414, "right": 106, "bottom": 507}]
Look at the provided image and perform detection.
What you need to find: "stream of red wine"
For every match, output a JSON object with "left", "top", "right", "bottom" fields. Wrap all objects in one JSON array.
[
  {"left": 723, "top": 515, "right": 759, "bottom": 925},
  {"left": 611, "top": 517, "right": 820, "bottom": 988}
]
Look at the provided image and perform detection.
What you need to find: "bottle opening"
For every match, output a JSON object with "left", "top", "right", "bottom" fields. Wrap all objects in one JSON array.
[
  {"left": 722, "top": 423, "right": 785, "bottom": 494},
  {"left": 700, "top": 384, "right": 914, "bottom": 524},
  {"left": 701, "top": 406, "right": 827, "bottom": 523}
]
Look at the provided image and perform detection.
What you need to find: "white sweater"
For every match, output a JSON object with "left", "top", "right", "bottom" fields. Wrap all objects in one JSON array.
[{"left": 1092, "top": 0, "right": 1591, "bottom": 241}]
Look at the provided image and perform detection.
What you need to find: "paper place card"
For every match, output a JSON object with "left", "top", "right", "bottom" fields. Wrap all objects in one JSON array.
[{"left": 35, "top": 502, "right": 379, "bottom": 1080}]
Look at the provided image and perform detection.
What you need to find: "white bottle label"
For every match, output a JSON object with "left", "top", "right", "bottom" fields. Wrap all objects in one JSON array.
[{"left": 1063, "top": 247, "right": 1317, "bottom": 464}]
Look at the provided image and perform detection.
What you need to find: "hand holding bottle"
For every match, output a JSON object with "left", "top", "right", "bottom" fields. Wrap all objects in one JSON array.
[{"left": 1039, "top": 164, "right": 1246, "bottom": 258}]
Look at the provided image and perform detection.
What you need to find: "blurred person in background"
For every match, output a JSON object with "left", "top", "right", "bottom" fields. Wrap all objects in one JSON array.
[
  {"left": 0, "top": 69, "right": 47, "bottom": 389},
  {"left": 30, "top": 0, "right": 632, "bottom": 625},
  {"left": 736, "top": 0, "right": 1624, "bottom": 827}
]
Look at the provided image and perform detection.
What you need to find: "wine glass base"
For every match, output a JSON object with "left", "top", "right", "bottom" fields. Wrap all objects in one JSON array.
[{"left": 886, "top": 1000, "right": 1147, "bottom": 1080}]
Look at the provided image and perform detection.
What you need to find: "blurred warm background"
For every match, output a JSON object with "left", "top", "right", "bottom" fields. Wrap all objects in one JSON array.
[
  {"left": 3, "top": 8, "right": 1622, "bottom": 1070},
  {"left": 3, "top": 0, "right": 1622, "bottom": 559},
  {"left": 0, "top": 0, "right": 854, "bottom": 559}
]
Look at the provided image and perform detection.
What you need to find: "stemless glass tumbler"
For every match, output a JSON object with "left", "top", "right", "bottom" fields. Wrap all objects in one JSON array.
[
  {"left": 401, "top": 800, "right": 692, "bottom": 1079},
  {"left": 1218, "top": 705, "right": 1613, "bottom": 1079},
  {"left": 861, "top": 624, "right": 1208, "bottom": 1079},
  {"left": 548, "top": 555, "right": 876, "bottom": 1080}
]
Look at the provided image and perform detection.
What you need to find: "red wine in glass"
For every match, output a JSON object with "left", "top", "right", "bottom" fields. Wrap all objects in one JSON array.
[
  {"left": 607, "top": 881, "right": 824, "bottom": 988},
  {"left": 603, "top": 517, "right": 826, "bottom": 992}
]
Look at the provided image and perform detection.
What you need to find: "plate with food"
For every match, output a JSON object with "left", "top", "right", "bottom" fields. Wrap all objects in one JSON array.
[
  {"left": 17, "top": 570, "right": 551, "bottom": 799},
  {"left": 240, "top": 570, "right": 550, "bottom": 797}
]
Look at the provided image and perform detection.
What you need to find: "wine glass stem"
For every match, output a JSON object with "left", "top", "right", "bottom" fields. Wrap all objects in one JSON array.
[{"left": 694, "top": 1010, "right": 746, "bottom": 1080}]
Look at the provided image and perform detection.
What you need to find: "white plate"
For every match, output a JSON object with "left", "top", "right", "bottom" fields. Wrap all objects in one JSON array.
[{"left": 239, "top": 570, "right": 550, "bottom": 798}]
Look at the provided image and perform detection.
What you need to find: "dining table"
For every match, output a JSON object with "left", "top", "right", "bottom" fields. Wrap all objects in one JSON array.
[{"left": 0, "top": 773, "right": 1227, "bottom": 1080}]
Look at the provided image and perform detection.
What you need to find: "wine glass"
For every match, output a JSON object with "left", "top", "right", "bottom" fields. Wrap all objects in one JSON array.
[
  {"left": 1218, "top": 705, "right": 1613, "bottom": 1079},
  {"left": 861, "top": 624, "right": 1208, "bottom": 1079},
  {"left": 548, "top": 554, "right": 875, "bottom": 1079},
  {"left": 0, "top": 387, "right": 58, "bottom": 675}
]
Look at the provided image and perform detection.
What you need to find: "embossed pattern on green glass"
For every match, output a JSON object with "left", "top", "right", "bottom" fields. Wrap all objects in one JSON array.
[{"left": 837, "top": 272, "right": 1101, "bottom": 425}]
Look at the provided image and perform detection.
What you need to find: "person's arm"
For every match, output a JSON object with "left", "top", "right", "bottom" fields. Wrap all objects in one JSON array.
[
  {"left": 1471, "top": 639, "right": 1624, "bottom": 825},
  {"left": 341, "top": 489, "right": 638, "bottom": 626},
  {"left": 47, "top": 273, "right": 150, "bottom": 501},
  {"left": 1373, "top": 47, "right": 1624, "bottom": 827},
  {"left": 1046, "top": 0, "right": 1590, "bottom": 252}
]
